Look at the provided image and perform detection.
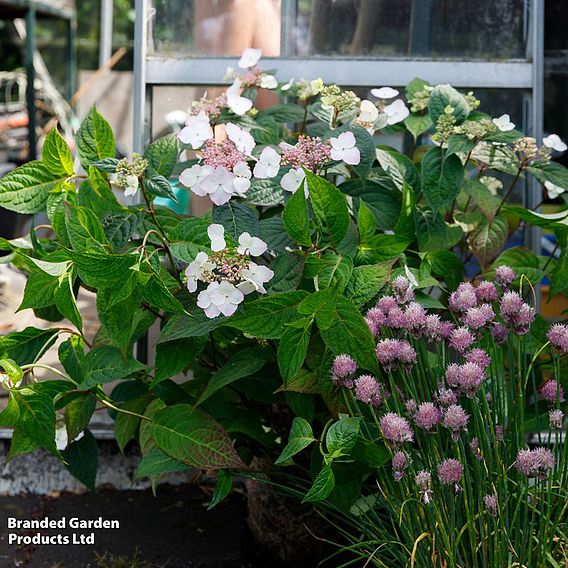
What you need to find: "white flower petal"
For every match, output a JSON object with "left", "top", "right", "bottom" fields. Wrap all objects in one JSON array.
[
  {"left": 342, "top": 146, "right": 361, "bottom": 165},
  {"left": 492, "top": 114, "right": 515, "bottom": 132},
  {"left": 238, "top": 47, "right": 262, "bottom": 69},
  {"left": 545, "top": 180, "right": 565, "bottom": 199},
  {"left": 543, "top": 134, "right": 568, "bottom": 153},
  {"left": 371, "top": 87, "right": 399, "bottom": 99},
  {"left": 384, "top": 99, "right": 410, "bottom": 125},
  {"left": 358, "top": 99, "right": 379, "bottom": 123},
  {"left": 260, "top": 74, "right": 278, "bottom": 89},
  {"left": 226, "top": 123, "right": 256, "bottom": 155},
  {"left": 280, "top": 167, "right": 306, "bottom": 193},
  {"left": 208, "top": 223, "right": 226, "bottom": 252}
]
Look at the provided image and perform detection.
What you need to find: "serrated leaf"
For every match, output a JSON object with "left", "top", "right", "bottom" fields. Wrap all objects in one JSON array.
[
  {"left": 212, "top": 202, "right": 259, "bottom": 240},
  {"left": 268, "top": 252, "right": 305, "bottom": 293},
  {"left": 468, "top": 214, "right": 509, "bottom": 267},
  {"left": 62, "top": 430, "right": 98, "bottom": 490},
  {"left": 151, "top": 405, "right": 246, "bottom": 470},
  {"left": 303, "top": 465, "right": 335, "bottom": 502},
  {"left": 277, "top": 321, "right": 312, "bottom": 382},
  {"left": 144, "top": 173, "right": 178, "bottom": 202},
  {"left": 283, "top": 184, "right": 311, "bottom": 247},
  {"left": 70, "top": 251, "right": 137, "bottom": 288},
  {"left": 0, "top": 327, "right": 58, "bottom": 365},
  {"left": 275, "top": 417, "right": 315, "bottom": 465},
  {"left": 54, "top": 272, "right": 83, "bottom": 331},
  {"left": 135, "top": 447, "right": 190, "bottom": 480},
  {"left": 76, "top": 106, "right": 115, "bottom": 168},
  {"left": 326, "top": 417, "right": 361, "bottom": 455},
  {"left": 421, "top": 147, "right": 464, "bottom": 213},
  {"left": 18, "top": 270, "right": 58, "bottom": 310},
  {"left": 144, "top": 135, "right": 179, "bottom": 178},
  {"left": 246, "top": 177, "right": 286, "bottom": 206},
  {"left": 404, "top": 114, "right": 432, "bottom": 140},
  {"left": 344, "top": 262, "right": 392, "bottom": 307},
  {"left": 429, "top": 84, "right": 470, "bottom": 124},
  {"left": 152, "top": 336, "right": 208, "bottom": 387},
  {"left": 0, "top": 161, "right": 66, "bottom": 213},
  {"left": 42, "top": 128, "right": 74, "bottom": 176},
  {"left": 158, "top": 312, "right": 226, "bottom": 343},
  {"left": 208, "top": 469, "right": 233, "bottom": 509},
  {"left": 304, "top": 253, "right": 353, "bottom": 293},
  {"left": 79, "top": 346, "right": 147, "bottom": 389},
  {"left": 375, "top": 146, "right": 420, "bottom": 191}
]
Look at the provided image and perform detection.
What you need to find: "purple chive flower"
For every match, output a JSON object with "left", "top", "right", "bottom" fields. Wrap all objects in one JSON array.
[
  {"left": 392, "top": 276, "right": 415, "bottom": 304},
  {"left": 541, "top": 379, "right": 565, "bottom": 405},
  {"left": 495, "top": 425, "right": 504, "bottom": 442},
  {"left": 438, "top": 458, "right": 463, "bottom": 490},
  {"left": 463, "top": 304, "right": 495, "bottom": 330},
  {"left": 549, "top": 409, "right": 564, "bottom": 431},
  {"left": 547, "top": 324, "right": 568, "bottom": 353},
  {"left": 475, "top": 281, "right": 498, "bottom": 302},
  {"left": 443, "top": 404, "right": 469, "bottom": 441},
  {"left": 448, "top": 326, "right": 475, "bottom": 354},
  {"left": 465, "top": 348, "right": 491, "bottom": 370},
  {"left": 392, "top": 450, "right": 410, "bottom": 481},
  {"left": 513, "top": 303, "right": 535, "bottom": 335},
  {"left": 470, "top": 437, "right": 482, "bottom": 461},
  {"left": 375, "top": 339, "right": 417, "bottom": 373},
  {"left": 449, "top": 282, "right": 477, "bottom": 313},
  {"left": 515, "top": 447, "right": 554, "bottom": 480},
  {"left": 484, "top": 494, "right": 498, "bottom": 517},
  {"left": 415, "top": 470, "right": 433, "bottom": 504},
  {"left": 492, "top": 322, "right": 508, "bottom": 345},
  {"left": 380, "top": 412, "right": 414, "bottom": 445},
  {"left": 365, "top": 307, "right": 385, "bottom": 336},
  {"left": 440, "top": 321, "right": 457, "bottom": 339},
  {"left": 446, "top": 362, "right": 485, "bottom": 398},
  {"left": 385, "top": 306, "right": 408, "bottom": 329},
  {"left": 354, "top": 375, "right": 383, "bottom": 407},
  {"left": 332, "top": 354, "right": 357, "bottom": 378},
  {"left": 405, "top": 398, "right": 418, "bottom": 415},
  {"left": 436, "top": 388, "right": 458, "bottom": 407},
  {"left": 414, "top": 402, "right": 442, "bottom": 432},
  {"left": 499, "top": 292, "right": 534, "bottom": 334},
  {"left": 376, "top": 295, "right": 398, "bottom": 315},
  {"left": 404, "top": 302, "right": 427, "bottom": 334},
  {"left": 424, "top": 314, "right": 443, "bottom": 341},
  {"left": 495, "top": 265, "right": 517, "bottom": 287}
]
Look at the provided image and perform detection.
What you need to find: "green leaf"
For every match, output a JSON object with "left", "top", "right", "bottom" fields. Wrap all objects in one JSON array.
[
  {"left": 0, "top": 327, "right": 58, "bottom": 365},
  {"left": 303, "top": 464, "right": 335, "bottom": 502},
  {"left": 305, "top": 171, "right": 349, "bottom": 246},
  {"left": 76, "top": 106, "right": 116, "bottom": 168},
  {"left": 89, "top": 157, "right": 119, "bottom": 174},
  {"left": 304, "top": 252, "right": 353, "bottom": 293},
  {"left": 158, "top": 311, "right": 226, "bottom": 343},
  {"left": 62, "top": 430, "right": 98, "bottom": 490},
  {"left": 277, "top": 320, "right": 312, "bottom": 382},
  {"left": 416, "top": 208, "right": 462, "bottom": 253},
  {"left": 467, "top": 214, "right": 509, "bottom": 267},
  {"left": 0, "top": 359, "right": 23, "bottom": 387},
  {"left": 427, "top": 250, "right": 464, "bottom": 291},
  {"left": 357, "top": 199, "right": 376, "bottom": 245},
  {"left": 319, "top": 297, "right": 379, "bottom": 373},
  {"left": 42, "top": 128, "right": 74, "bottom": 176},
  {"left": 54, "top": 272, "right": 83, "bottom": 331},
  {"left": 208, "top": 469, "right": 233, "bottom": 509},
  {"left": 27, "top": 256, "right": 70, "bottom": 277},
  {"left": 135, "top": 447, "right": 190, "bottom": 480},
  {"left": 262, "top": 103, "right": 306, "bottom": 123},
  {"left": 275, "top": 417, "right": 316, "bottom": 465},
  {"left": 404, "top": 114, "right": 432, "bottom": 140},
  {"left": 114, "top": 395, "right": 150, "bottom": 451},
  {"left": 102, "top": 212, "right": 143, "bottom": 252},
  {"left": 357, "top": 234, "right": 410, "bottom": 264},
  {"left": 326, "top": 417, "right": 361, "bottom": 455},
  {"left": 18, "top": 270, "right": 58, "bottom": 311},
  {"left": 268, "top": 252, "right": 305, "bottom": 293},
  {"left": 528, "top": 162, "right": 568, "bottom": 192},
  {"left": 487, "top": 247, "right": 544, "bottom": 285},
  {"left": 375, "top": 146, "right": 420, "bottom": 191},
  {"left": 550, "top": 247, "right": 568, "bottom": 297},
  {"left": 350, "top": 438, "right": 390, "bottom": 468},
  {"left": 144, "top": 173, "right": 177, "bottom": 202},
  {"left": 421, "top": 147, "right": 464, "bottom": 213},
  {"left": 344, "top": 262, "right": 392, "bottom": 307},
  {"left": 152, "top": 336, "right": 208, "bottom": 387},
  {"left": 81, "top": 167, "right": 123, "bottom": 216},
  {"left": 65, "top": 395, "right": 95, "bottom": 441},
  {"left": 428, "top": 84, "right": 470, "bottom": 124},
  {"left": 0, "top": 161, "right": 66, "bottom": 213},
  {"left": 394, "top": 181, "right": 416, "bottom": 238},
  {"left": 80, "top": 346, "right": 147, "bottom": 389},
  {"left": 197, "top": 348, "right": 271, "bottom": 405},
  {"left": 246, "top": 178, "right": 286, "bottom": 206},
  {"left": 151, "top": 405, "right": 246, "bottom": 470},
  {"left": 144, "top": 135, "right": 179, "bottom": 178},
  {"left": 70, "top": 251, "right": 137, "bottom": 288},
  {"left": 297, "top": 287, "right": 338, "bottom": 330},
  {"left": 283, "top": 184, "right": 311, "bottom": 247},
  {"left": 259, "top": 217, "right": 295, "bottom": 253},
  {"left": 212, "top": 202, "right": 259, "bottom": 240},
  {"left": 226, "top": 291, "right": 308, "bottom": 338},
  {"left": 472, "top": 143, "right": 519, "bottom": 175},
  {"left": 447, "top": 134, "right": 475, "bottom": 157},
  {"left": 351, "top": 125, "right": 377, "bottom": 178},
  {"left": 59, "top": 336, "right": 86, "bottom": 384},
  {"left": 463, "top": 178, "right": 501, "bottom": 221},
  {"left": 141, "top": 274, "right": 185, "bottom": 315}
]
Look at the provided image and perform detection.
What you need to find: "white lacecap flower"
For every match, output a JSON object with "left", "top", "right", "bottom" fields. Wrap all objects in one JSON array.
[
  {"left": 253, "top": 146, "right": 281, "bottom": 179},
  {"left": 185, "top": 251, "right": 214, "bottom": 292},
  {"left": 232, "top": 161, "right": 252, "bottom": 195},
  {"left": 237, "top": 232, "right": 268, "bottom": 256},
  {"left": 178, "top": 110, "right": 213, "bottom": 149},
  {"left": 238, "top": 262, "right": 274, "bottom": 294},
  {"left": 198, "top": 281, "right": 244, "bottom": 318},
  {"left": 179, "top": 164, "right": 214, "bottom": 196},
  {"left": 226, "top": 122, "right": 256, "bottom": 156},
  {"left": 371, "top": 87, "right": 399, "bottom": 100},
  {"left": 358, "top": 100, "right": 379, "bottom": 124},
  {"left": 281, "top": 78, "right": 295, "bottom": 91},
  {"left": 201, "top": 167, "right": 236, "bottom": 205},
  {"left": 545, "top": 180, "right": 565, "bottom": 199},
  {"left": 543, "top": 134, "right": 568, "bottom": 153},
  {"left": 226, "top": 79, "right": 253, "bottom": 115},
  {"left": 492, "top": 114, "right": 515, "bottom": 132},
  {"left": 280, "top": 167, "right": 308, "bottom": 196},
  {"left": 384, "top": 99, "right": 409, "bottom": 125},
  {"left": 329, "top": 131, "right": 361, "bottom": 165},
  {"left": 238, "top": 47, "right": 262, "bottom": 69},
  {"left": 123, "top": 175, "right": 139, "bottom": 197},
  {"left": 260, "top": 74, "right": 278, "bottom": 89},
  {"left": 208, "top": 223, "right": 226, "bottom": 252}
]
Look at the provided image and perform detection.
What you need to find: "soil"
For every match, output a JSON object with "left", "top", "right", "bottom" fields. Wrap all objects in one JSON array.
[{"left": 0, "top": 485, "right": 248, "bottom": 568}]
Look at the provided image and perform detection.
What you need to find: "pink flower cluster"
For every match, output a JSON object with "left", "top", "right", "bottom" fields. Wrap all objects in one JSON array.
[
  {"left": 354, "top": 375, "right": 383, "bottom": 407},
  {"left": 540, "top": 379, "right": 565, "bottom": 405},
  {"left": 392, "top": 450, "right": 410, "bottom": 481},
  {"left": 280, "top": 135, "right": 331, "bottom": 171},
  {"left": 375, "top": 339, "right": 417, "bottom": 373},
  {"left": 331, "top": 354, "right": 358, "bottom": 388},
  {"left": 201, "top": 139, "right": 247, "bottom": 170},
  {"left": 380, "top": 412, "right": 414, "bottom": 445},
  {"left": 442, "top": 404, "right": 469, "bottom": 441},
  {"left": 499, "top": 291, "right": 535, "bottom": 335},
  {"left": 515, "top": 447, "right": 554, "bottom": 480},
  {"left": 438, "top": 458, "right": 463, "bottom": 489},
  {"left": 446, "top": 362, "right": 485, "bottom": 398},
  {"left": 548, "top": 323, "right": 568, "bottom": 353}
]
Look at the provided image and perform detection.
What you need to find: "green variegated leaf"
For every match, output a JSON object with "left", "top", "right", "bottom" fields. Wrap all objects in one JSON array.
[{"left": 76, "top": 106, "right": 115, "bottom": 168}]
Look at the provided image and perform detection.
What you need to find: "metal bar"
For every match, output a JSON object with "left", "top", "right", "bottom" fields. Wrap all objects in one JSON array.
[
  {"left": 280, "top": 0, "right": 297, "bottom": 57},
  {"left": 25, "top": 5, "right": 36, "bottom": 161},
  {"left": 99, "top": 0, "right": 114, "bottom": 67},
  {"left": 66, "top": 15, "right": 77, "bottom": 102},
  {"left": 408, "top": 0, "right": 432, "bottom": 56},
  {"left": 146, "top": 58, "right": 534, "bottom": 89},
  {"left": 133, "top": 0, "right": 148, "bottom": 154},
  {"left": 527, "top": 0, "right": 545, "bottom": 311}
]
